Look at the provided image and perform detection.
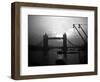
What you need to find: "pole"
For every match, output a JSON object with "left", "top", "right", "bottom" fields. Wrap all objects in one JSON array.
[
  {"left": 78, "top": 24, "right": 88, "bottom": 38},
  {"left": 73, "top": 24, "right": 86, "bottom": 43},
  {"left": 43, "top": 33, "right": 48, "bottom": 65},
  {"left": 63, "top": 33, "right": 67, "bottom": 64}
]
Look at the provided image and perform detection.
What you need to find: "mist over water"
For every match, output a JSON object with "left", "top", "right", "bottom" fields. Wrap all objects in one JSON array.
[{"left": 28, "top": 15, "right": 88, "bottom": 66}]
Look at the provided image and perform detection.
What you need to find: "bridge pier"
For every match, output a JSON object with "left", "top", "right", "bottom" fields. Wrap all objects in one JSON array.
[
  {"left": 43, "top": 33, "right": 48, "bottom": 65},
  {"left": 43, "top": 33, "right": 68, "bottom": 65},
  {"left": 63, "top": 33, "right": 67, "bottom": 64},
  {"left": 42, "top": 32, "right": 84, "bottom": 65}
]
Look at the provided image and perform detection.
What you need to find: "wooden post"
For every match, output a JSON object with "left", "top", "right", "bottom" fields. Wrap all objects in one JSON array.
[
  {"left": 43, "top": 33, "right": 48, "bottom": 65},
  {"left": 78, "top": 49, "right": 82, "bottom": 64},
  {"left": 63, "top": 33, "right": 67, "bottom": 64}
]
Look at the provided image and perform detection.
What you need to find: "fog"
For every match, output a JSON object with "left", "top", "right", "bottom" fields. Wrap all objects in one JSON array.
[
  {"left": 28, "top": 15, "right": 88, "bottom": 46},
  {"left": 28, "top": 15, "right": 88, "bottom": 66}
]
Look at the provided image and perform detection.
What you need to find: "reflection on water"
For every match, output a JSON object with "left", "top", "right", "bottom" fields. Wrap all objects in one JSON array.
[
  {"left": 28, "top": 46, "right": 87, "bottom": 66},
  {"left": 28, "top": 33, "right": 87, "bottom": 66}
]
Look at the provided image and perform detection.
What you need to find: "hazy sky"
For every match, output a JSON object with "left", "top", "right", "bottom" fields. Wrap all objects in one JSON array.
[{"left": 28, "top": 15, "right": 88, "bottom": 46}]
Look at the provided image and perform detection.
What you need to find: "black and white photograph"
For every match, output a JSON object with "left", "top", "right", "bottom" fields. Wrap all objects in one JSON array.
[
  {"left": 11, "top": 2, "right": 97, "bottom": 79},
  {"left": 28, "top": 15, "right": 88, "bottom": 66}
]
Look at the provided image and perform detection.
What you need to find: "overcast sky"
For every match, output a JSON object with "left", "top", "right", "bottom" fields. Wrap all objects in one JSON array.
[{"left": 28, "top": 15, "right": 88, "bottom": 46}]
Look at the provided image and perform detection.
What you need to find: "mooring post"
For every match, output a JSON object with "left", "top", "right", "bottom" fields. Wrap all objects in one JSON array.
[
  {"left": 63, "top": 33, "right": 67, "bottom": 64},
  {"left": 43, "top": 33, "right": 48, "bottom": 65}
]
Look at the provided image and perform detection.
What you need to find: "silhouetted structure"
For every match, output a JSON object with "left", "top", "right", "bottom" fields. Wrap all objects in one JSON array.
[{"left": 28, "top": 24, "right": 88, "bottom": 66}]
